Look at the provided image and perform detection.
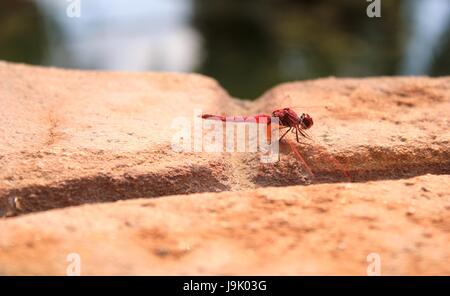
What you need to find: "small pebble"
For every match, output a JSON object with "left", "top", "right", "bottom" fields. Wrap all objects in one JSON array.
[
  {"left": 421, "top": 187, "right": 430, "bottom": 192},
  {"left": 406, "top": 207, "right": 416, "bottom": 216},
  {"left": 155, "top": 247, "right": 170, "bottom": 257}
]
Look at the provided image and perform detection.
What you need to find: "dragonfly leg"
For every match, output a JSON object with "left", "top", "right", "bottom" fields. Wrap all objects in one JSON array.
[
  {"left": 279, "top": 127, "right": 292, "bottom": 141},
  {"left": 295, "top": 125, "right": 311, "bottom": 143},
  {"left": 295, "top": 128, "right": 300, "bottom": 143}
]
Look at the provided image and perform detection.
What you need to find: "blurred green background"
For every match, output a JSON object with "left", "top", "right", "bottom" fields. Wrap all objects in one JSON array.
[{"left": 1, "top": 0, "right": 449, "bottom": 99}]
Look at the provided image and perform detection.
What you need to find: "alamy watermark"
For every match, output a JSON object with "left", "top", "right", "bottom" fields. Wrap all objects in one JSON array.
[
  {"left": 366, "top": 252, "right": 381, "bottom": 276},
  {"left": 366, "top": 0, "right": 381, "bottom": 18},
  {"left": 67, "top": 1, "right": 380, "bottom": 19},
  {"left": 66, "top": 252, "right": 81, "bottom": 276},
  {"left": 171, "top": 109, "right": 280, "bottom": 163},
  {"left": 66, "top": 0, "right": 81, "bottom": 18}
]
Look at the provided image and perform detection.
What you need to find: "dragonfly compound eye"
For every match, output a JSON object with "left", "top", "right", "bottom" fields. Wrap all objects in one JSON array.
[{"left": 300, "top": 113, "right": 314, "bottom": 129}]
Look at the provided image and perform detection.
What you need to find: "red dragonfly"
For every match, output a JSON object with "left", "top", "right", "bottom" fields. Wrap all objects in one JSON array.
[
  {"left": 201, "top": 107, "right": 351, "bottom": 182},
  {"left": 201, "top": 107, "right": 314, "bottom": 142}
]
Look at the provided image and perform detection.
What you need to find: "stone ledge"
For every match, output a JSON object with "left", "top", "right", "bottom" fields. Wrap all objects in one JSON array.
[
  {"left": 0, "top": 175, "right": 448, "bottom": 275},
  {"left": 0, "top": 62, "right": 449, "bottom": 275},
  {"left": 1, "top": 62, "right": 449, "bottom": 216}
]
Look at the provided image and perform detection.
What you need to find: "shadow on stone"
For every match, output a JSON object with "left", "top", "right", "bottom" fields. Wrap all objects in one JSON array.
[{"left": 0, "top": 165, "right": 230, "bottom": 218}]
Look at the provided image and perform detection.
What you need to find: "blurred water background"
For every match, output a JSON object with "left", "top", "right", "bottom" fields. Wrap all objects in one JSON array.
[{"left": 0, "top": 0, "right": 449, "bottom": 98}]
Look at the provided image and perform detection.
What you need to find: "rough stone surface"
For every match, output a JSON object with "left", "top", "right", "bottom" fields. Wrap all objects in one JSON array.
[
  {"left": 0, "top": 62, "right": 449, "bottom": 275},
  {"left": 0, "top": 61, "right": 237, "bottom": 216},
  {"left": 0, "top": 175, "right": 448, "bottom": 275}
]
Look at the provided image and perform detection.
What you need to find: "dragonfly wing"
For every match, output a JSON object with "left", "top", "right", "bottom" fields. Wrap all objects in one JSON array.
[
  {"left": 297, "top": 126, "right": 312, "bottom": 140},
  {"left": 201, "top": 114, "right": 273, "bottom": 124}
]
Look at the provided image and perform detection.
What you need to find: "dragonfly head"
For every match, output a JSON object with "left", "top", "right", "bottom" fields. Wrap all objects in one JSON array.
[{"left": 299, "top": 113, "right": 314, "bottom": 129}]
